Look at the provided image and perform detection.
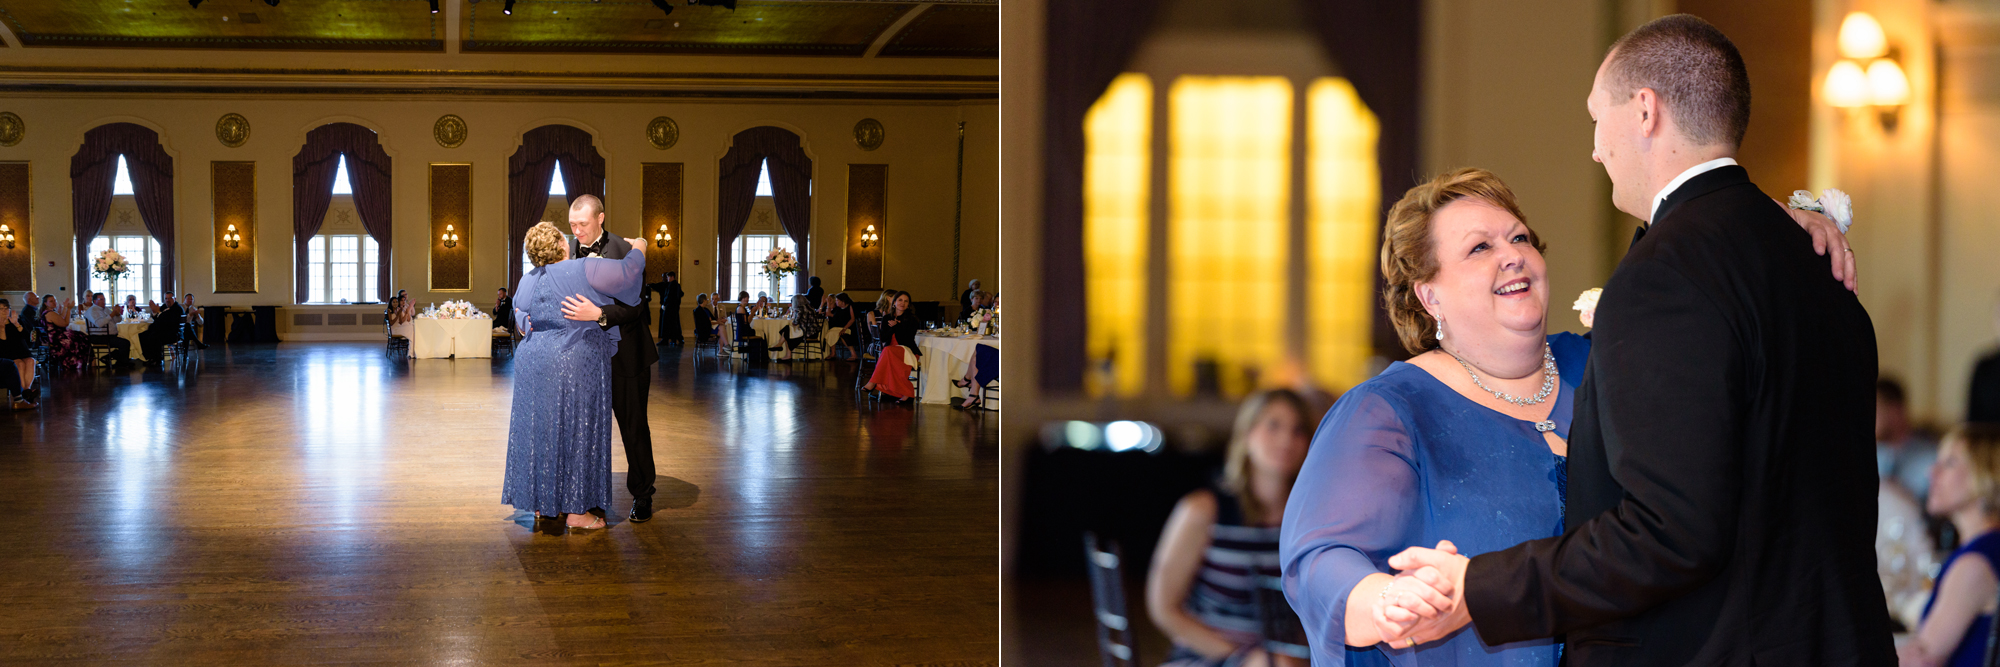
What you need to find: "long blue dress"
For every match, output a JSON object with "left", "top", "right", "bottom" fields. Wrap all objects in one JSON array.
[
  {"left": 1280, "top": 333, "right": 1588, "bottom": 666},
  {"left": 501, "top": 249, "right": 646, "bottom": 517}
]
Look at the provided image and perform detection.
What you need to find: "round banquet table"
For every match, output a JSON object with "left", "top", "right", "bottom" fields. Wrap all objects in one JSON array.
[
  {"left": 751, "top": 318, "right": 790, "bottom": 346},
  {"left": 914, "top": 333, "right": 1000, "bottom": 404},
  {"left": 117, "top": 321, "right": 152, "bottom": 362},
  {"left": 410, "top": 316, "right": 494, "bottom": 359}
]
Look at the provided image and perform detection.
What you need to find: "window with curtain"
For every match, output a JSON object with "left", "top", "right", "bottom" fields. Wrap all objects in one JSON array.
[
  {"left": 730, "top": 234, "right": 798, "bottom": 302},
  {"left": 306, "top": 235, "right": 380, "bottom": 304},
  {"left": 112, "top": 155, "right": 135, "bottom": 195},
  {"left": 1081, "top": 74, "right": 1380, "bottom": 399},
  {"left": 522, "top": 165, "right": 569, "bottom": 279},
  {"left": 87, "top": 235, "right": 163, "bottom": 305}
]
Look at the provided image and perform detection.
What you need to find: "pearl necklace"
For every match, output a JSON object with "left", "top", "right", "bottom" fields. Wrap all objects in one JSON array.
[{"left": 1447, "top": 343, "right": 1560, "bottom": 433}]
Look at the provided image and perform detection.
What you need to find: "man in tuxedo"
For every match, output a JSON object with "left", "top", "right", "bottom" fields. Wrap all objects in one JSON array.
[
  {"left": 138, "top": 290, "right": 184, "bottom": 365},
  {"left": 495, "top": 287, "right": 514, "bottom": 333},
  {"left": 648, "top": 272, "right": 684, "bottom": 346},
  {"left": 556, "top": 194, "right": 661, "bottom": 524},
  {"left": 1378, "top": 15, "right": 1892, "bottom": 665}
]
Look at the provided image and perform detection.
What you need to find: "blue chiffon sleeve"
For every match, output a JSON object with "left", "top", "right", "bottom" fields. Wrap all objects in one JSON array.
[
  {"left": 1280, "top": 385, "right": 1419, "bottom": 664},
  {"left": 514, "top": 269, "right": 540, "bottom": 335},
  {"left": 581, "top": 249, "right": 646, "bottom": 307}
]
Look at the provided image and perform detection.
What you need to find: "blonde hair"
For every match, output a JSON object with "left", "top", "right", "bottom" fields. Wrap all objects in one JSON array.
[
  {"left": 1222, "top": 388, "right": 1312, "bottom": 526},
  {"left": 1949, "top": 424, "right": 2000, "bottom": 517},
  {"left": 524, "top": 221, "right": 567, "bottom": 268},
  {"left": 1380, "top": 168, "right": 1545, "bottom": 354}
]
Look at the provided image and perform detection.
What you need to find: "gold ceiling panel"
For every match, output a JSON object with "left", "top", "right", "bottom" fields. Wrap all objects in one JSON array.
[
  {"left": 878, "top": 5, "right": 996, "bottom": 59},
  {"left": 463, "top": 1, "right": 911, "bottom": 56},
  {"left": 0, "top": 0, "right": 441, "bottom": 51}
]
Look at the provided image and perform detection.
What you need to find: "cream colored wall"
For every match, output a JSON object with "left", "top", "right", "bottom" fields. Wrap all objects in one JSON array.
[
  {"left": 0, "top": 95, "right": 997, "bottom": 329},
  {"left": 1425, "top": 0, "right": 1616, "bottom": 336}
]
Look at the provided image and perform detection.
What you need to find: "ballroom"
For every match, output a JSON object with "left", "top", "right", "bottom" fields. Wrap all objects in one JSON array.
[
  {"left": 0, "top": 0, "right": 996, "bottom": 663},
  {"left": 1001, "top": 0, "right": 2000, "bottom": 663}
]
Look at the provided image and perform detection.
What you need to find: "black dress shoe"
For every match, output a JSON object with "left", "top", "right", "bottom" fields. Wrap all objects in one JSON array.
[{"left": 628, "top": 497, "right": 654, "bottom": 523}]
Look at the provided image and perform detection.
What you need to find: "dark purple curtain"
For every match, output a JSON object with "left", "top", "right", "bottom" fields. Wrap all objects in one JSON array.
[
  {"left": 1300, "top": 1, "right": 1424, "bottom": 358},
  {"left": 1038, "top": 0, "right": 1167, "bottom": 393},
  {"left": 71, "top": 123, "right": 175, "bottom": 295},
  {"left": 507, "top": 124, "right": 606, "bottom": 293},
  {"left": 716, "top": 126, "right": 812, "bottom": 298},
  {"left": 293, "top": 123, "right": 392, "bottom": 303}
]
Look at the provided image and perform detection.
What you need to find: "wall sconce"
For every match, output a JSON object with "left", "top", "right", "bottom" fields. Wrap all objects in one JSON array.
[
  {"left": 860, "top": 224, "right": 879, "bottom": 249},
  {"left": 654, "top": 224, "right": 672, "bottom": 248},
  {"left": 0, "top": 224, "right": 13, "bottom": 249},
  {"left": 441, "top": 224, "right": 459, "bottom": 249},
  {"left": 222, "top": 224, "right": 240, "bottom": 249},
  {"left": 1824, "top": 12, "right": 1911, "bottom": 130}
]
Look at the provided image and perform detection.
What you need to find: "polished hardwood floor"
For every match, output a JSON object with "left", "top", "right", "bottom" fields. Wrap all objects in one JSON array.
[{"left": 0, "top": 342, "right": 998, "bottom": 664}]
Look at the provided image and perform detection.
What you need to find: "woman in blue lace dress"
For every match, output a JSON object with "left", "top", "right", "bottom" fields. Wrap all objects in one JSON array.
[{"left": 502, "top": 221, "right": 645, "bottom": 532}]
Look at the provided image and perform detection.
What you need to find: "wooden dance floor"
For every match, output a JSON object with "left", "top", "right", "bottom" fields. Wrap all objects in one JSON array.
[{"left": 0, "top": 343, "right": 998, "bottom": 664}]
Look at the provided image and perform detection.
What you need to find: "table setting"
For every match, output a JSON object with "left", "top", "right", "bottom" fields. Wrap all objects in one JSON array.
[
  {"left": 411, "top": 300, "right": 494, "bottom": 359},
  {"left": 913, "top": 323, "right": 999, "bottom": 405}
]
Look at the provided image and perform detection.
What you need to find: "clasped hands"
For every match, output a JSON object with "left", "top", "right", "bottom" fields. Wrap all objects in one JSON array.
[{"left": 1372, "top": 541, "right": 1473, "bottom": 649}]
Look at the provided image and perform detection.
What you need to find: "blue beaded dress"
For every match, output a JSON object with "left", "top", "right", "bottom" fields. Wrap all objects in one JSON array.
[
  {"left": 501, "top": 249, "right": 646, "bottom": 518},
  {"left": 1279, "top": 333, "right": 1588, "bottom": 666}
]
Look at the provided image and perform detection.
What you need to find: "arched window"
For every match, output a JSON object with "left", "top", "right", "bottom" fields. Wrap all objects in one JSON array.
[
  {"left": 521, "top": 165, "right": 570, "bottom": 279},
  {"left": 90, "top": 154, "right": 164, "bottom": 304},
  {"left": 728, "top": 160, "right": 798, "bottom": 301}
]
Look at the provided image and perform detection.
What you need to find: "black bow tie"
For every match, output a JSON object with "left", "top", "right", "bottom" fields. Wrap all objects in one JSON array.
[{"left": 582, "top": 237, "right": 607, "bottom": 256}]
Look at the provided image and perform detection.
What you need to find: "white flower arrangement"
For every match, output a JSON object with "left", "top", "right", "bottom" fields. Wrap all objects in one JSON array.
[
  {"left": 759, "top": 248, "right": 800, "bottom": 279},
  {"left": 1785, "top": 188, "right": 1854, "bottom": 234},
  {"left": 91, "top": 248, "right": 131, "bottom": 282},
  {"left": 1573, "top": 288, "right": 1602, "bottom": 329},
  {"left": 421, "top": 299, "right": 489, "bottom": 320}
]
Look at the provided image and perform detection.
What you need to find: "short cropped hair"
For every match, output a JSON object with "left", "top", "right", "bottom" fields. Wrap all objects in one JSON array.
[
  {"left": 569, "top": 194, "right": 604, "bottom": 217},
  {"left": 1381, "top": 168, "right": 1543, "bottom": 355},
  {"left": 524, "top": 222, "right": 567, "bottom": 267},
  {"left": 1605, "top": 14, "right": 1751, "bottom": 147}
]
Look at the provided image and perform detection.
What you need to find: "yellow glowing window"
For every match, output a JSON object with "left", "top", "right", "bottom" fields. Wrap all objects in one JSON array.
[
  {"left": 1167, "top": 76, "right": 1292, "bottom": 398},
  {"left": 1307, "top": 78, "right": 1381, "bottom": 391},
  {"left": 1084, "top": 74, "right": 1152, "bottom": 398}
]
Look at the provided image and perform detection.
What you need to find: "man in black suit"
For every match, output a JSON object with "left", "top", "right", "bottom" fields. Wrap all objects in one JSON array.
[
  {"left": 495, "top": 287, "right": 514, "bottom": 333},
  {"left": 138, "top": 291, "right": 184, "bottom": 365},
  {"left": 648, "top": 272, "right": 684, "bottom": 346},
  {"left": 1378, "top": 15, "right": 1892, "bottom": 665},
  {"left": 555, "top": 194, "right": 662, "bottom": 524}
]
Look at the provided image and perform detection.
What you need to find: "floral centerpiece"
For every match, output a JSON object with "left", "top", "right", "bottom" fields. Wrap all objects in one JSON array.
[
  {"left": 968, "top": 307, "right": 998, "bottom": 334},
  {"left": 759, "top": 248, "right": 799, "bottom": 280},
  {"left": 422, "top": 300, "right": 489, "bottom": 320},
  {"left": 92, "top": 248, "right": 131, "bottom": 292}
]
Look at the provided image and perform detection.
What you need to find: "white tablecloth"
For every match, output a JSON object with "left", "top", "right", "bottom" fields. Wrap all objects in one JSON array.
[
  {"left": 411, "top": 317, "right": 494, "bottom": 359},
  {"left": 915, "top": 334, "right": 999, "bottom": 404},
  {"left": 117, "top": 322, "right": 150, "bottom": 362}
]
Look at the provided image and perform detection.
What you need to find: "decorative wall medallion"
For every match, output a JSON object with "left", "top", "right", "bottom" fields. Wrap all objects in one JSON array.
[
  {"left": 215, "top": 113, "right": 250, "bottom": 148},
  {"left": 853, "top": 118, "right": 885, "bottom": 151},
  {"left": 0, "top": 112, "right": 23, "bottom": 147},
  {"left": 646, "top": 116, "right": 679, "bottom": 150},
  {"left": 434, "top": 114, "right": 467, "bottom": 149}
]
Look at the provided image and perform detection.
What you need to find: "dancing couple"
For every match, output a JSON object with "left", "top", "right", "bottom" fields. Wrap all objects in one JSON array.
[
  {"left": 1277, "top": 15, "right": 1893, "bottom": 666},
  {"left": 502, "top": 195, "right": 661, "bottom": 533}
]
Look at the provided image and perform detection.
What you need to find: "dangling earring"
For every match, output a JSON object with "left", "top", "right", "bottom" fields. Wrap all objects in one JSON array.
[{"left": 1436, "top": 321, "right": 1445, "bottom": 341}]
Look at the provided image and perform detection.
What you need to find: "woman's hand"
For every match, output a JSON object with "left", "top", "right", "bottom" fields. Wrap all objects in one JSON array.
[{"left": 1778, "top": 199, "right": 1856, "bottom": 292}]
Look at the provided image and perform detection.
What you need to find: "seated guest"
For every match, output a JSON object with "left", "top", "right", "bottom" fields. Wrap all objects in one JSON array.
[
  {"left": 1880, "top": 378, "right": 1940, "bottom": 501},
  {"left": 19, "top": 291, "right": 37, "bottom": 330},
  {"left": 960, "top": 278, "right": 981, "bottom": 321},
  {"left": 1147, "top": 389, "right": 1313, "bottom": 667},
  {"left": 496, "top": 287, "right": 515, "bottom": 333},
  {"left": 123, "top": 294, "right": 140, "bottom": 318},
  {"left": 692, "top": 293, "right": 717, "bottom": 345},
  {"left": 0, "top": 298, "right": 36, "bottom": 409},
  {"left": 823, "top": 293, "right": 860, "bottom": 360},
  {"left": 861, "top": 292, "right": 895, "bottom": 361},
  {"left": 1900, "top": 424, "right": 2000, "bottom": 667},
  {"left": 40, "top": 295, "right": 89, "bottom": 372},
  {"left": 753, "top": 292, "right": 774, "bottom": 318},
  {"left": 181, "top": 292, "right": 208, "bottom": 348},
  {"left": 805, "top": 276, "right": 826, "bottom": 312},
  {"left": 82, "top": 293, "right": 133, "bottom": 367},
  {"left": 953, "top": 343, "right": 1000, "bottom": 410},
  {"left": 772, "top": 295, "right": 824, "bottom": 361},
  {"left": 138, "top": 291, "right": 184, "bottom": 365},
  {"left": 863, "top": 290, "right": 921, "bottom": 402}
]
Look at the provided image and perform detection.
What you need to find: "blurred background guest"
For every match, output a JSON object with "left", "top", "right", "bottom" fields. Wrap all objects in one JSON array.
[
  {"left": 181, "top": 293, "right": 207, "bottom": 349},
  {"left": 1900, "top": 424, "right": 2000, "bottom": 667},
  {"left": 824, "top": 293, "right": 860, "bottom": 360},
  {"left": 692, "top": 293, "right": 717, "bottom": 345},
  {"left": 138, "top": 291, "right": 183, "bottom": 366},
  {"left": 0, "top": 298, "right": 36, "bottom": 409},
  {"left": 805, "top": 275, "right": 826, "bottom": 312},
  {"left": 19, "top": 291, "right": 37, "bottom": 329},
  {"left": 39, "top": 294, "right": 88, "bottom": 371},
  {"left": 497, "top": 287, "right": 515, "bottom": 333},
  {"left": 650, "top": 272, "right": 684, "bottom": 346},
  {"left": 1146, "top": 389, "right": 1311, "bottom": 667},
  {"left": 83, "top": 293, "right": 133, "bottom": 368},
  {"left": 960, "top": 278, "right": 981, "bottom": 320},
  {"left": 864, "top": 290, "right": 919, "bottom": 402},
  {"left": 1970, "top": 299, "right": 2000, "bottom": 424},
  {"left": 772, "top": 294, "right": 824, "bottom": 361},
  {"left": 1881, "top": 377, "right": 1941, "bottom": 502}
]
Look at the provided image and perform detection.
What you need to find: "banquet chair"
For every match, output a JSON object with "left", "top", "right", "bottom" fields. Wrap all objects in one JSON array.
[
  {"left": 492, "top": 329, "right": 514, "bottom": 355},
  {"left": 978, "top": 380, "right": 1001, "bottom": 412},
  {"left": 790, "top": 317, "right": 827, "bottom": 361},
  {"left": 1251, "top": 574, "right": 1310, "bottom": 661},
  {"left": 1083, "top": 532, "right": 1139, "bottom": 667},
  {"left": 729, "top": 316, "right": 767, "bottom": 366},
  {"left": 385, "top": 321, "right": 410, "bottom": 357},
  {"left": 90, "top": 341, "right": 121, "bottom": 370},
  {"left": 853, "top": 320, "right": 887, "bottom": 391}
]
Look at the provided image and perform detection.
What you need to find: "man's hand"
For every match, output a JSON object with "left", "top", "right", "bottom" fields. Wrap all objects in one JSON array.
[
  {"left": 1376, "top": 541, "right": 1474, "bottom": 646},
  {"left": 561, "top": 295, "right": 602, "bottom": 322},
  {"left": 1779, "top": 200, "right": 1857, "bottom": 292}
]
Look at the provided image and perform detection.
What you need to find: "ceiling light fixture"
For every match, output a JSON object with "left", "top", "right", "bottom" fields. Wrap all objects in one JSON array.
[
  {"left": 503, "top": 0, "right": 516, "bottom": 15},
  {"left": 688, "top": 0, "right": 737, "bottom": 9},
  {"left": 263, "top": 0, "right": 279, "bottom": 6},
  {"left": 651, "top": 0, "right": 673, "bottom": 16},
  {"left": 188, "top": 0, "right": 203, "bottom": 7},
  {"left": 428, "top": 0, "right": 440, "bottom": 13}
]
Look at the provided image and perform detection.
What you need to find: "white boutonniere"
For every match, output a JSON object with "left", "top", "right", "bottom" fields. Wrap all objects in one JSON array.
[
  {"left": 1786, "top": 188, "right": 1854, "bottom": 234},
  {"left": 1573, "top": 288, "right": 1602, "bottom": 329}
]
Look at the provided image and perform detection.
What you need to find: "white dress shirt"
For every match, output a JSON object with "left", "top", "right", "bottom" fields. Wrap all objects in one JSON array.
[{"left": 1648, "top": 157, "right": 1738, "bottom": 224}]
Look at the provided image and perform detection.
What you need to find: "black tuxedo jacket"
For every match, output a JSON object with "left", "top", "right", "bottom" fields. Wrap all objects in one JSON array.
[
  {"left": 569, "top": 231, "right": 658, "bottom": 375},
  {"left": 1463, "top": 166, "right": 1893, "bottom": 665}
]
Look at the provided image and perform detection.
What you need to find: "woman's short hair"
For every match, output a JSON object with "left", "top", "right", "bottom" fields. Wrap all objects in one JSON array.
[
  {"left": 1380, "top": 167, "right": 1544, "bottom": 354},
  {"left": 1222, "top": 389, "right": 1311, "bottom": 526},
  {"left": 524, "top": 222, "right": 567, "bottom": 268},
  {"left": 697, "top": 293, "right": 710, "bottom": 304},
  {"left": 1950, "top": 423, "right": 2000, "bottom": 516}
]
